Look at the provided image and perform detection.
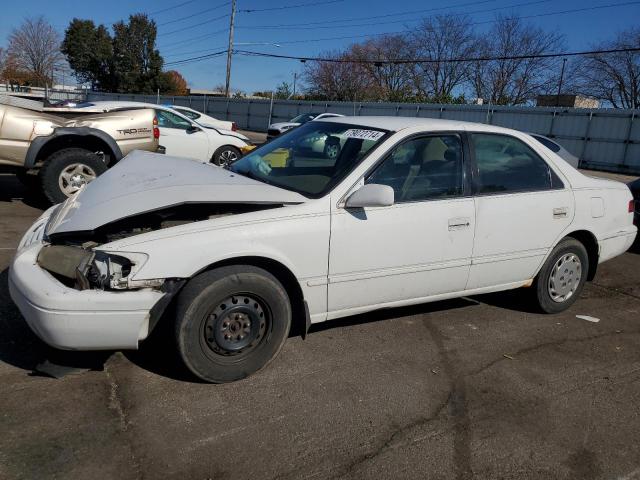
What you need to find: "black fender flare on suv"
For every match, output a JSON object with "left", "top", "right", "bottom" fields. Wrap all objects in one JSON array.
[{"left": 24, "top": 127, "right": 123, "bottom": 169}]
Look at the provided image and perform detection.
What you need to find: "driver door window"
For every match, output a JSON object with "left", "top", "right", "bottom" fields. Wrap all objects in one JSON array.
[
  {"left": 156, "top": 110, "right": 193, "bottom": 130},
  {"left": 366, "top": 135, "right": 465, "bottom": 202}
]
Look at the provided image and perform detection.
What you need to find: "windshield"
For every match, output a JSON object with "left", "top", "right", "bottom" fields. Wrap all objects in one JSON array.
[
  {"left": 290, "top": 113, "right": 317, "bottom": 123},
  {"left": 230, "top": 121, "right": 389, "bottom": 197}
]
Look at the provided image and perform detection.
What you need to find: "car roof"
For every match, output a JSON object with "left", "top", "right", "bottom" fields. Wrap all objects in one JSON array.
[{"left": 319, "top": 115, "right": 518, "bottom": 134}]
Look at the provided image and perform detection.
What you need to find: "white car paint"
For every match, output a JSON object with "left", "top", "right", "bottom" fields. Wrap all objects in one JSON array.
[
  {"left": 9, "top": 116, "right": 637, "bottom": 351},
  {"left": 168, "top": 105, "right": 236, "bottom": 131},
  {"left": 267, "top": 112, "right": 344, "bottom": 139},
  {"left": 69, "top": 101, "right": 249, "bottom": 162}
]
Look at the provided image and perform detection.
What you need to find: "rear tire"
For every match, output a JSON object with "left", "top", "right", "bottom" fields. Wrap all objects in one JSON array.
[
  {"left": 174, "top": 265, "right": 292, "bottom": 383},
  {"left": 39, "top": 148, "right": 107, "bottom": 204},
  {"left": 533, "top": 238, "right": 589, "bottom": 313},
  {"left": 212, "top": 146, "right": 241, "bottom": 167}
]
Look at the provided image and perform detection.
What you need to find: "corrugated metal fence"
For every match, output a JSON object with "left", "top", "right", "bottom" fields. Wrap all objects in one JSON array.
[{"left": 87, "top": 91, "right": 640, "bottom": 175}]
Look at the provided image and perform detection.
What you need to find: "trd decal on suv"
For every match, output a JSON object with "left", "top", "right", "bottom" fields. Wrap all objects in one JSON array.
[{"left": 117, "top": 128, "right": 152, "bottom": 135}]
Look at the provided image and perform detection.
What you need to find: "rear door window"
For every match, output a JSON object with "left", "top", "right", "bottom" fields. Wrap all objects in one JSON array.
[{"left": 471, "top": 134, "right": 557, "bottom": 194}]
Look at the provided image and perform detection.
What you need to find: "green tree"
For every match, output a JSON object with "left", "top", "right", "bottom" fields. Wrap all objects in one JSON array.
[
  {"left": 62, "top": 19, "right": 114, "bottom": 90},
  {"left": 112, "top": 14, "right": 163, "bottom": 93}
]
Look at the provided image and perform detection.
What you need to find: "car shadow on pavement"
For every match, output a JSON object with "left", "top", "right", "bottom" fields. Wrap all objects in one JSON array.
[
  {"left": 0, "top": 268, "right": 112, "bottom": 376},
  {"left": 0, "top": 174, "right": 51, "bottom": 210}
]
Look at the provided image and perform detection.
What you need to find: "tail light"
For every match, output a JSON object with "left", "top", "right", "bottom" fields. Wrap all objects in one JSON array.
[
  {"left": 629, "top": 199, "right": 635, "bottom": 213},
  {"left": 231, "top": 122, "right": 237, "bottom": 131},
  {"left": 153, "top": 116, "right": 160, "bottom": 139}
]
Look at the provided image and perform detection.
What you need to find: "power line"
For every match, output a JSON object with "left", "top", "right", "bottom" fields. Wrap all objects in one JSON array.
[
  {"left": 150, "top": 0, "right": 198, "bottom": 16},
  {"left": 164, "top": 46, "right": 227, "bottom": 58},
  {"left": 238, "top": 0, "right": 628, "bottom": 30},
  {"left": 239, "top": 0, "right": 344, "bottom": 13},
  {"left": 235, "top": 46, "right": 640, "bottom": 64},
  {"left": 243, "top": 0, "right": 640, "bottom": 45},
  {"left": 159, "top": 13, "right": 229, "bottom": 36},
  {"left": 165, "top": 50, "right": 228, "bottom": 66},
  {"left": 239, "top": 0, "right": 498, "bottom": 28},
  {"left": 159, "top": 1, "right": 231, "bottom": 26}
]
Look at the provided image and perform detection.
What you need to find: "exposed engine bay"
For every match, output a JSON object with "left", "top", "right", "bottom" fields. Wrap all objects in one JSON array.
[{"left": 37, "top": 203, "right": 280, "bottom": 291}]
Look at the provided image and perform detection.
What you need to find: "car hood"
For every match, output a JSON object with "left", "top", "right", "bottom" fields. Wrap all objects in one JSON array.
[
  {"left": 269, "top": 122, "right": 300, "bottom": 130},
  {"left": 46, "top": 150, "right": 307, "bottom": 235}
]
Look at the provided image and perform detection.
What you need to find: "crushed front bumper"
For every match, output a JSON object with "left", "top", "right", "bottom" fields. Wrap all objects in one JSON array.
[{"left": 9, "top": 241, "right": 165, "bottom": 350}]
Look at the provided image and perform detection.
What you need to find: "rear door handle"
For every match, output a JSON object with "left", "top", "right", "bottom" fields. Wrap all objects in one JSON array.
[
  {"left": 448, "top": 217, "right": 471, "bottom": 230},
  {"left": 553, "top": 207, "right": 568, "bottom": 218}
]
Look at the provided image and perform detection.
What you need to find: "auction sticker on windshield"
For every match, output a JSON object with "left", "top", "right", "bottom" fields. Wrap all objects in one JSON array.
[{"left": 343, "top": 129, "right": 385, "bottom": 140}]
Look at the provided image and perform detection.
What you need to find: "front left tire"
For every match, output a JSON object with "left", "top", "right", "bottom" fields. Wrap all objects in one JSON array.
[
  {"left": 212, "top": 145, "right": 241, "bottom": 167},
  {"left": 174, "top": 265, "right": 292, "bottom": 383}
]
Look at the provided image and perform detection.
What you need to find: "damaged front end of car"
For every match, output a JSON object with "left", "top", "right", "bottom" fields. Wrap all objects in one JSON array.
[{"left": 38, "top": 202, "right": 276, "bottom": 292}]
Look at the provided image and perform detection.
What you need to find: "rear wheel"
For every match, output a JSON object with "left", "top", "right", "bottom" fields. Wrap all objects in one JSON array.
[
  {"left": 39, "top": 148, "right": 107, "bottom": 203},
  {"left": 533, "top": 238, "right": 589, "bottom": 313},
  {"left": 212, "top": 145, "right": 241, "bottom": 167},
  {"left": 174, "top": 265, "right": 292, "bottom": 383}
]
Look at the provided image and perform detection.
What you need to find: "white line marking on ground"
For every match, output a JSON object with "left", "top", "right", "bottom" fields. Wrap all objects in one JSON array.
[{"left": 576, "top": 315, "right": 601, "bottom": 323}]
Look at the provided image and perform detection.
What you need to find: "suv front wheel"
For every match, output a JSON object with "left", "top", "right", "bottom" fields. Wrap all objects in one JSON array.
[{"left": 39, "top": 148, "right": 107, "bottom": 203}]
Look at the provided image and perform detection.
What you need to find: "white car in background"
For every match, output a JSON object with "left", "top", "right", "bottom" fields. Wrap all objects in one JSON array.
[
  {"left": 267, "top": 112, "right": 344, "bottom": 140},
  {"left": 69, "top": 101, "right": 250, "bottom": 166},
  {"left": 10, "top": 117, "right": 636, "bottom": 384},
  {"left": 167, "top": 105, "right": 237, "bottom": 132}
]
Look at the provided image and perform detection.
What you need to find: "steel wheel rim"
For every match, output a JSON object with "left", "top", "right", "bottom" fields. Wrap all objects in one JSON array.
[
  {"left": 548, "top": 253, "right": 582, "bottom": 303},
  {"left": 203, "top": 294, "right": 268, "bottom": 356},
  {"left": 219, "top": 149, "right": 238, "bottom": 166},
  {"left": 58, "top": 163, "right": 96, "bottom": 196}
]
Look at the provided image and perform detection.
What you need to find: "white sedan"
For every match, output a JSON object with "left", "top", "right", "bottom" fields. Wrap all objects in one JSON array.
[
  {"left": 10, "top": 117, "right": 636, "bottom": 383},
  {"left": 167, "top": 105, "right": 237, "bottom": 132},
  {"left": 70, "top": 101, "right": 250, "bottom": 166}
]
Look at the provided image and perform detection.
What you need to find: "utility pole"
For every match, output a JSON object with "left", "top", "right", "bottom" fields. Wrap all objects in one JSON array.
[
  {"left": 556, "top": 58, "right": 567, "bottom": 107},
  {"left": 293, "top": 72, "right": 297, "bottom": 97},
  {"left": 224, "top": 0, "right": 237, "bottom": 98}
]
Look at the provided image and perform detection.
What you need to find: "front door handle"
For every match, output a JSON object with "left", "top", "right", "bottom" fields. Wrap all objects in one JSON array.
[{"left": 448, "top": 217, "right": 471, "bottom": 230}]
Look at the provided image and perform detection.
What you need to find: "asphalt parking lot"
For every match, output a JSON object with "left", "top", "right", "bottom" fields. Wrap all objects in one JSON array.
[{"left": 1, "top": 170, "right": 640, "bottom": 480}]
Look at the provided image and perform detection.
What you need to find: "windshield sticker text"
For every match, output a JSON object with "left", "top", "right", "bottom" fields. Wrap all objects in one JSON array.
[{"left": 343, "top": 129, "right": 385, "bottom": 141}]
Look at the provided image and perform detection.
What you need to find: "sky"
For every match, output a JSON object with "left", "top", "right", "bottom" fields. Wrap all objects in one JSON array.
[{"left": 1, "top": 0, "right": 639, "bottom": 94}]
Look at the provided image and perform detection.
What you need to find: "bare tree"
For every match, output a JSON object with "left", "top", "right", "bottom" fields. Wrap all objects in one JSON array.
[
  {"left": 409, "top": 14, "right": 477, "bottom": 102},
  {"left": 576, "top": 27, "right": 640, "bottom": 108},
  {"left": 470, "top": 15, "right": 564, "bottom": 105},
  {"left": 303, "top": 49, "right": 373, "bottom": 101},
  {"left": 350, "top": 35, "right": 415, "bottom": 101},
  {"left": 8, "top": 16, "right": 62, "bottom": 87}
]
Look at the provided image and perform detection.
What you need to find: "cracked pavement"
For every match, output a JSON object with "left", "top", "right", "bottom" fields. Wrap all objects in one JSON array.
[{"left": 1, "top": 172, "right": 640, "bottom": 480}]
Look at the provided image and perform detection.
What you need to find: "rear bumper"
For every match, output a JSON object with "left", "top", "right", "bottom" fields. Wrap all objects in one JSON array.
[
  {"left": 9, "top": 242, "right": 164, "bottom": 350},
  {"left": 599, "top": 226, "right": 637, "bottom": 263}
]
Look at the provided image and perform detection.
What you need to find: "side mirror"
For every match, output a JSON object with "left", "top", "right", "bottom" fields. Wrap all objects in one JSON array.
[
  {"left": 187, "top": 125, "right": 201, "bottom": 134},
  {"left": 345, "top": 184, "right": 394, "bottom": 208}
]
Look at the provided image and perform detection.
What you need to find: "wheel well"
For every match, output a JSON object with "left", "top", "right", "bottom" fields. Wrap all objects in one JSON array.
[
  {"left": 201, "top": 256, "right": 308, "bottom": 338},
  {"left": 35, "top": 135, "right": 117, "bottom": 167},
  {"left": 565, "top": 230, "right": 599, "bottom": 280}
]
